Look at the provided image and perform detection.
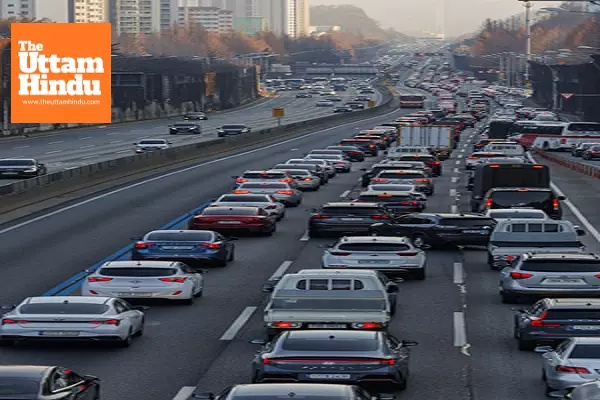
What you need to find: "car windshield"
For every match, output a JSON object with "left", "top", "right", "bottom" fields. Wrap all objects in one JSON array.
[
  {"left": 0, "top": 160, "right": 34, "bottom": 166},
  {"left": 309, "top": 155, "right": 342, "bottom": 160},
  {"left": 242, "top": 173, "right": 286, "bottom": 179},
  {"left": 138, "top": 140, "right": 166, "bottom": 145},
  {"left": 219, "top": 196, "right": 269, "bottom": 202},
  {"left": 175, "top": 123, "right": 195, "bottom": 127},
  {"left": 240, "top": 183, "right": 287, "bottom": 189},
  {"left": 398, "top": 156, "right": 434, "bottom": 162},
  {"left": 490, "top": 191, "right": 552, "bottom": 207},
  {"left": 546, "top": 310, "right": 600, "bottom": 320},
  {"left": 488, "top": 211, "right": 545, "bottom": 219},
  {"left": 271, "top": 298, "right": 386, "bottom": 311},
  {"left": 99, "top": 267, "right": 179, "bottom": 277},
  {"left": 369, "top": 185, "right": 415, "bottom": 191},
  {"left": 282, "top": 337, "right": 379, "bottom": 351},
  {"left": 202, "top": 208, "right": 258, "bottom": 215},
  {"left": 0, "top": 378, "right": 40, "bottom": 396},
  {"left": 521, "top": 260, "right": 600, "bottom": 272},
  {"left": 569, "top": 345, "right": 600, "bottom": 358},
  {"left": 280, "top": 164, "right": 317, "bottom": 171},
  {"left": 357, "top": 195, "right": 413, "bottom": 203},
  {"left": 19, "top": 303, "right": 109, "bottom": 314},
  {"left": 377, "top": 172, "right": 424, "bottom": 179},
  {"left": 145, "top": 232, "right": 213, "bottom": 241},
  {"left": 222, "top": 125, "right": 245, "bottom": 129},
  {"left": 321, "top": 207, "right": 379, "bottom": 215}
]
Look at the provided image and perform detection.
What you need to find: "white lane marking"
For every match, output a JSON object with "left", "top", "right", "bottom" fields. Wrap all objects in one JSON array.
[
  {"left": 453, "top": 262, "right": 464, "bottom": 284},
  {"left": 116, "top": 150, "right": 131, "bottom": 153},
  {"left": 81, "top": 156, "right": 97, "bottom": 160},
  {"left": 219, "top": 306, "right": 257, "bottom": 341},
  {"left": 453, "top": 311, "right": 467, "bottom": 346},
  {"left": 451, "top": 176, "right": 458, "bottom": 183},
  {"left": 13, "top": 145, "right": 30, "bottom": 149},
  {"left": 455, "top": 160, "right": 460, "bottom": 165},
  {"left": 457, "top": 154, "right": 463, "bottom": 159},
  {"left": 64, "top": 166, "right": 79, "bottom": 170},
  {"left": 106, "top": 132, "right": 121, "bottom": 136},
  {"left": 0, "top": 108, "right": 400, "bottom": 236},
  {"left": 270, "top": 261, "right": 293, "bottom": 281},
  {"left": 453, "top": 168, "right": 459, "bottom": 173},
  {"left": 171, "top": 386, "right": 196, "bottom": 400},
  {"left": 459, "top": 149, "right": 465, "bottom": 153},
  {"left": 47, "top": 141, "right": 64, "bottom": 144},
  {"left": 79, "top": 136, "right": 92, "bottom": 140},
  {"left": 449, "top": 189, "right": 456, "bottom": 197},
  {"left": 451, "top": 204, "right": 458, "bottom": 213},
  {"left": 528, "top": 153, "right": 600, "bottom": 243},
  {"left": 79, "top": 145, "right": 95, "bottom": 149},
  {"left": 300, "top": 230, "right": 310, "bottom": 241},
  {"left": 340, "top": 190, "right": 350, "bottom": 198},
  {"left": 45, "top": 150, "right": 63, "bottom": 154},
  {"left": 109, "top": 140, "right": 123, "bottom": 144}
]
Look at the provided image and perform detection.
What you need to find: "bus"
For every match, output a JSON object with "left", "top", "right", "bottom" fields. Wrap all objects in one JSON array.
[
  {"left": 399, "top": 94, "right": 426, "bottom": 108},
  {"left": 284, "top": 79, "right": 305, "bottom": 89}
]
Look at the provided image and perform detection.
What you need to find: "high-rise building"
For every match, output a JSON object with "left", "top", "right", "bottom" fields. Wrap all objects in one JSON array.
[
  {"left": 159, "top": 0, "right": 178, "bottom": 30},
  {"left": 184, "top": 0, "right": 260, "bottom": 18},
  {"left": 114, "top": 0, "right": 160, "bottom": 34},
  {"left": 261, "top": 0, "right": 309, "bottom": 37},
  {"left": 233, "top": 16, "right": 265, "bottom": 35},
  {"left": 73, "top": 0, "right": 107, "bottom": 22},
  {"left": 178, "top": 5, "right": 232, "bottom": 33},
  {"left": 0, "top": 0, "right": 109, "bottom": 23}
]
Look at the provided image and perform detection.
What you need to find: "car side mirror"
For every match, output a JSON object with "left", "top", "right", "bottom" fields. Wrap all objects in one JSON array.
[
  {"left": 401, "top": 340, "right": 419, "bottom": 347},
  {"left": 534, "top": 346, "right": 554, "bottom": 353},
  {"left": 576, "top": 229, "right": 586, "bottom": 236},
  {"left": 387, "top": 283, "right": 399, "bottom": 293},
  {"left": 192, "top": 393, "right": 215, "bottom": 400},
  {"left": 82, "top": 375, "right": 99, "bottom": 382},
  {"left": 557, "top": 195, "right": 566, "bottom": 201},
  {"left": 249, "top": 339, "right": 267, "bottom": 345},
  {"left": 1, "top": 304, "right": 16, "bottom": 312},
  {"left": 262, "top": 282, "right": 276, "bottom": 293}
]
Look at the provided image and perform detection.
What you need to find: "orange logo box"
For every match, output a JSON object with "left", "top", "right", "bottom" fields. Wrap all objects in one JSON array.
[{"left": 11, "top": 23, "right": 112, "bottom": 124}]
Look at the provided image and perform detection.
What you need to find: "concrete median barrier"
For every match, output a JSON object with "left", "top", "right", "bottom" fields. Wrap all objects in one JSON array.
[{"left": 532, "top": 149, "right": 600, "bottom": 179}]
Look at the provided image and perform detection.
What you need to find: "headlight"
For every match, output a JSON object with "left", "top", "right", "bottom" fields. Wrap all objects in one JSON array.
[
  {"left": 493, "top": 255, "right": 517, "bottom": 261},
  {"left": 24, "top": 168, "right": 37, "bottom": 172}
]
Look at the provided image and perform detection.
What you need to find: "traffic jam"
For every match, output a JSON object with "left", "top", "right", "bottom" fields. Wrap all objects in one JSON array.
[{"left": 3, "top": 53, "right": 600, "bottom": 400}]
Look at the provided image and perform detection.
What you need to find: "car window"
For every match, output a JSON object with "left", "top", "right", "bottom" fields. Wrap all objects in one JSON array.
[
  {"left": 145, "top": 231, "right": 213, "bottom": 241},
  {"left": 569, "top": 345, "right": 600, "bottom": 358},
  {"left": 202, "top": 208, "right": 258, "bottom": 216},
  {"left": 521, "top": 261, "right": 600, "bottom": 272},
  {"left": 546, "top": 310, "right": 600, "bottom": 320},
  {"left": 357, "top": 195, "right": 414, "bottom": 203},
  {"left": 0, "top": 378, "right": 40, "bottom": 396},
  {"left": 219, "top": 195, "right": 269, "bottom": 202},
  {"left": 98, "top": 267, "right": 178, "bottom": 277},
  {"left": 114, "top": 301, "right": 126, "bottom": 314},
  {"left": 19, "top": 303, "right": 109, "bottom": 314},
  {"left": 490, "top": 191, "right": 553, "bottom": 207},
  {"left": 377, "top": 172, "right": 424, "bottom": 179},
  {"left": 242, "top": 173, "right": 285, "bottom": 179},
  {"left": 439, "top": 218, "right": 494, "bottom": 227},
  {"left": 282, "top": 337, "right": 378, "bottom": 351},
  {"left": 338, "top": 243, "right": 411, "bottom": 252}
]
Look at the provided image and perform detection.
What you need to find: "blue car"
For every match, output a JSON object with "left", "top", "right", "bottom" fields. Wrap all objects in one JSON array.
[{"left": 131, "top": 230, "right": 236, "bottom": 267}]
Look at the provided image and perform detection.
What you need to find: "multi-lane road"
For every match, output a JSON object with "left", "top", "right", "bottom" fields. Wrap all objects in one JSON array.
[
  {"left": 0, "top": 86, "right": 380, "bottom": 186},
  {"left": 2, "top": 92, "right": 600, "bottom": 400}
]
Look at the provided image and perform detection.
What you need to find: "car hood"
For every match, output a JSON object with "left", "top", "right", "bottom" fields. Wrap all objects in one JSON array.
[{"left": 264, "top": 309, "right": 390, "bottom": 323}]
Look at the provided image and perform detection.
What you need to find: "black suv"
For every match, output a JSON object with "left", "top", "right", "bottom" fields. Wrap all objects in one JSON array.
[
  {"left": 308, "top": 202, "right": 393, "bottom": 237},
  {"left": 479, "top": 187, "right": 565, "bottom": 219},
  {"left": 369, "top": 213, "right": 496, "bottom": 248}
]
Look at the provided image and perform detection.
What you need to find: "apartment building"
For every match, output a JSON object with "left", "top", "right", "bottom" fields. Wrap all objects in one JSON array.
[
  {"left": 178, "top": 5, "right": 232, "bottom": 33},
  {"left": 261, "top": 0, "right": 309, "bottom": 37},
  {"left": 73, "top": 0, "right": 107, "bottom": 22}
]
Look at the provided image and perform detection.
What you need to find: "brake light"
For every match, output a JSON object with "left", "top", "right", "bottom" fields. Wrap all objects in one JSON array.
[
  {"left": 533, "top": 165, "right": 544, "bottom": 168},
  {"left": 304, "top": 177, "right": 313, "bottom": 181},
  {"left": 414, "top": 179, "right": 430, "bottom": 183},
  {"left": 201, "top": 243, "right": 221, "bottom": 249},
  {"left": 400, "top": 202, "right": 420, "bottom": 206},
  {"left": 397, "top": 252, "right": 418, "bottom": 256},
  {"left": 468, "top": 156, "right": 478, "bottom": 160},
  {"left": 134, "top": 242, "right": 153, "bottom": 249},
  {"left": 89, "top": 319, "right": 120, "bottom": 326},
  {"left": 87, "top": 277, "right": 113, "bottom": 283},
  {"left": 488, "top": 165, "right": 500, "bottom": 168},
  {"left": 510, "top": 272, "right": 532, "bottom": 279},
  {"left": 556, "top": 366, "right": 590, "bottom": 374},
  {"left": 335, "top": 161, "right": 346, "bottom": 165},
  {"left": 265, "top": 205, "right": 278, "bottom": 209},
  {"left": 433, "top": 161, "right": 441, "bottom": 165},
  {"left": 553, "top": 198, "right": 560, "bottom": 210},
  {"left": 159, "top": 277, "right": 187, "bottom": 283},
  {"left": 276, "top": 190, "right": 294, "bottom": 195},
  {"left": 280, "top": 178, "right": 293, "bottom": 183},
  {"left": 371, "top": 215, "right": 389, "bottom": 219},
  {"left": 312, "top": 214, "right": 331, "bottom": 219},
  {"left": 271, "top": 321, "right": 301, "bottom": 328},
  {"left": 331, "top": 251, "right": 351, "bottom": 256},
  {"left": 2, "top": 319, "right": 30, "bottom": 324},
  {"left": 485, "top": 198, "right": 493, "bottom": 208},
  {"left": 235, "top": 178, "right": 247, "bottom": 183},
  {"left": 371, "top": 178, "right": 388, "bottom": 182},
  {"left": 369, "top": 144, "right": 376, "bottom": 148},
  {"left": 349, "top": 151, "right": 361, "bottom": 155},
  {"left": 233, "top": 190, "right": 250, "bottom": 194}
]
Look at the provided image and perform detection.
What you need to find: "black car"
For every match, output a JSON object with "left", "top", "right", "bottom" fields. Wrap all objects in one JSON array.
[
  {"left": 0, "top": 365, "right": 99, "bottom": 399},
  {"left": 0, "top": 158, "right": 47, "bottom": 178},
  {"left": 192, "top": 383, "right": 395, "bottom": 400},
  {"left": 327, "top": 145, "right": 365, "bottom": 162},
  {"left": 217, "top": 124, "right": 251, "bottom": 137},
  {"left": 273, "top": 163, "right": 329, "bottom": 184},
  {"left": 479, "top": 187, "right": 565, "bottom": 219},
  {"left": 571, "top": 142, "right": 600, "bottom": 157},
  {"left": 389, "top": 154, "right": 442, "bottom": 176},
  {"left": 354, "top": 191, "right": 425, "bottom": 215},
  {"left": 369, "top": 213, "right": 496, "bottom": 248},
  {"left": 183, "top": 112, "right": 207, "bottom": 120},
  {"left": 346, "top": 102, "right": 365, "bottom": 110},
  {"left": 309, "top": 202, "right": 393, "bottom": 237},
  {"left": 333, "top": 106, "right": 353, "bottom": 113},
  {"left": 582, "top": 145, "right": 600, "bottom": 160},
  {"left": 169, "top": 122, "right": 201, "bottom": 135},
  {"left": 250, "top": 330, "right": 418, "bottom": 390},
  {"left": 339, "top": 139, "right": 378, "bottom": 156},
  {"left": 296, "top": 93, "right": 312, "bottom": 98}
]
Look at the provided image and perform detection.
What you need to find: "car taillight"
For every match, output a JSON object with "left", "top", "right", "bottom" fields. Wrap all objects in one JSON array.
[
  {"left": 397, "top": 252, "right": 418, "bottom": 256},
  {"left": 485, "top": 199, "right": 493, "bottom": 208},
  {"left": 271, "top": 321, "right": 301, "bottom": 328},
  {"left": 468, "top": 156, "right": 478, "bottom": 160},
  {"left": 201, "top": 243, "right": 221, "bottom": 249},
  {"left": 400, "top": 202, "right": 420, "bottom": 206},
  {"left": 276, "top": 190, "right": 294, "bottom": 195},
  {"left": 235, "top": 178, "right": 248, "bottom": 183},
  {"left": 233, "top": 190, "right": 250, "bottom": 194},
  {"left": 304, "top": 177, "right": 313, "bottom": 181},
  {"left": 530, "top": 311, "right": 560, "bottom": 327},
  {"left": 556, "top": 366, "right": 590, "bottom": 374},
  {"left": 159, "top": 277, "right": 186, "bottom": 283},
  {"left": 335, "top": 161, "right": 346, "bottom": 164},
  {"left": 280, "top": 178, "right": 293, "bottom": 183},
  {"left": 265, "top": 205, "right": 278, "bottom": 209},
  {"left": 87, "top": 277, "right": 113, "bottom": 282},
  {"left": 349, "top": 151, "right": 361, "bottom": 155},
  {"left": 89, "top": 319, "right": 120, "bottom": 326},
  {"left": 371, "top": 178, "right": 388, "bottom": 182},
  {"left": 331, "top": 251, "right": 351, "bottom": 256},
  {"left": 2, "top": 319, "right": 29, "bottom": 324},
  {"left": 369, "top": 144, "right": 376, "bottom": 148},
  {"left": 312, "top": 214, "right": 331, "bottom": 219},
  {"left": 553, "top": 198, "right": 560, "bottom": 210},
  {"left": 371, "top": 215, "right": 389, "bottom": 219},
  {"left": 414, "top": 179, "right": 430, "bottom": 183},
  {"left": 351, "top": 322, "right": 384, "bottom": 329},
  {"left": 510, "top": 272, "right": 533, "bottom": 280},
  {"left": 134, "top": 242, "right": 153, "bottom": 249}
]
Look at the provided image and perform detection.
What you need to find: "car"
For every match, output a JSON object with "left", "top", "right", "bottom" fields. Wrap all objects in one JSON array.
[
  {"left": 296, "top": 93, "right": 312, "bottom": 98},
  {"left": 250, "top": 330, "right": 417, "bottom": 390},
  {"left": 189, "top": 206, "right": 278, "bottom": 235},
  {"left": 322, "top": 236, "right": 426, "bottom": 279},
  {"left": 134, "top": 138, "right": 171, "bottom": 153},
  {"left": 192, "top": 383, "right": 395, "bottom": 400},
  {"left": 582, "top": 145, "right": 600, "bottom": 160},
  {"left": 333, "top": 106, "right": 353, "bottom": 113},
  {"left": 217, "top": 124, "right": 251, "bottom": 137},
  {"left": 369, "top": 213, "right": 496, "bottom": 249},
  {"left": 572, "top": 142, "right": 600, "bottom": 157},
  {"left": 360, "top": 88, "right": 375, "bottom": 94},
  {"left": 273, "top": 163, "right": 329, "bottom": 184},
  {"left": 0, "top": 365, "right": 100, "bottom": 399},
  {"left": 169, "top": 122, "right": 201, "bottom": 134},
  {"left": 536, "top": 338, "right": 600, "bottom": 394},
  {"left": 479, "top": 187, "right": 565, "bottom": 219},
  {"left": 268, "top": 168, "right": 321, "bottom": 191},
  {"left": 370, "top": 170, "right": 434, "bottom": 195},
  {"left": 513, "top": 298, "right": 600, "bottom": 351},
  {"left": 353, "top": 96, "right": 372, "bottom": 102},
  {"left": 233, "top": 170, "right": 294, "bottom": 187},
  {"left": 316, "top": 100, "right": 334, "bottom": 107},
  {"left": 234, "top": 182, "right": 303, "bottom": 207},
  {"left": 287, "top": 158, "right": 336, "bottom": 178},
  {"left": 339, "top": 139, "right": 378, "bottom": 156},
  {"left": 183, "top": 112, "right": 207, "bottom": 120},
  {"left": 0, "top": 158, "right": 47, "bottom": 178},
  {"left": 130, "top": 229, "right": 236, "bottom": 267},
  {"left": 367, "top": 183, "right": 427, "bottom": 201},
  {"left": 305, "top": 154, "right": 351, "bottom": 173},
  {"left": 389, "top": 153, "right": 442, "bottom": 176},
  {"left": 345, "top": 102, "right": 365, "bottom": 110},
  {"left": 326, "top": 145, "right": 365, "bottom": 162},
  {"left": 353, "top": 191, "right": 425, "bottom": 215},
  {"left": 82, "top": 260, "right": 205, "bottom": 303},
  {"left": 307, "top": 149, "right": 347, "bottom": 158},
  {"left": 0, "top": 296, "right": 145, "bottom": 347},
  {"left": 326, "top": 96, "right": 343, "bottom": 102},
  {"left": 548, "top": 379, "right": 600, "bottom": 399},
  {"left": 308, "top": 202, "right": 393, "bottom": 237},
  {"left": 465, "top": 152, "right": 506, "bottom": 170},
  {"left": 499, "top": 253, "right": 600, "bottom": 303}
]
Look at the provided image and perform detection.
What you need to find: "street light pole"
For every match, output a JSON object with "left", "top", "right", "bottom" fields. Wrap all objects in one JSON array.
[{"left": 524, "top": 1, "right": 532, "bottom": 85}]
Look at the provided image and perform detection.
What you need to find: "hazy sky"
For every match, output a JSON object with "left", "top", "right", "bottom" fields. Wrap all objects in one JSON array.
[{"left": 311, "top": 0, "right": 555, "bottom": 37}]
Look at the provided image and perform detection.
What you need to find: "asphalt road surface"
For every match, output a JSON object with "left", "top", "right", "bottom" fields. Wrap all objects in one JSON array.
[{"left": 0, "top": 86, "right": 381, "bottom": 186}]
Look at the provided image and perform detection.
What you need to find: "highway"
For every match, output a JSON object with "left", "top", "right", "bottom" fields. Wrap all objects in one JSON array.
[
  {"left": 2, "top": 92, "right": 600, "bottom": 400},
  {"left": 0, "top": 86, "right": 380, "bottom": 186}
]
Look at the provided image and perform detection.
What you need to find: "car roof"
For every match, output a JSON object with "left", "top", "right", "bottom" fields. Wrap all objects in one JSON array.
[
  {"left": 0, "top": 158, "right": 35, "bottom": 162},
  {"left": 101, "top": 260, "right": 180, "bottom": 268},
  {"left": 420, "top": 213, "right": 489, "bottom": 218},
  {"left": 229, "top": 384, "right": 351, "bottom": 397},
  {"left": 219, "top": 194, "right": 269, "bottom": 198},
  {"left": 487, "top": 209, "right": 546, "bottom": 214},
  {"left": 337, "top": 236, "right": 411, "bottom": 244},
  {"left": 322, "top": 202, "right": 381, "bottom": 208},
  {"left": 0, "top": 365, "right": 52, "bottom": 378},
  {"left": 146, "top": 229, "right": 214, "bottom": 236},
  {"left": 25, "top": 296, "right": 112, "bottom": 304},
  {"left": 489, "top": 187, "right": 552, "bottom": 192},
  {"left": 359, "top": 190, "right": 413, "bottom": 196},
  {"left": 285, "top": 330, "right": 379, "bottom": 340}
]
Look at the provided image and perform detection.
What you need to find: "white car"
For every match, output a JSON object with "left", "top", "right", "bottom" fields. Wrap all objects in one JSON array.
[
  {"left": 82, "top": 260, "right": 204, "bottom": 304},
  {"left": 465, "top": 152, "right": 505, "bottom": 169},
  {"left": 305, "top": 154, "right": 351, "bottom": 172},
  {"left": 134, "top": 139, "right": 171, "bottom": 153},
  {"left": 367, "top": 183, "right": 427, "bottom": 201},
  {"left": 321, "top": 236, "right": 427, "bottom": 280},
  {"left": 484, "top": 208, "right": 550, "bottom": 223},
  {"left": 0, "top": 296, "right": 145, "bottom": 347},
  {"left": 209, "top": 193, "right": 285, "bottom": 220},
  {"left": 316, "top": 100, "right": 334, "bottom": 107}
]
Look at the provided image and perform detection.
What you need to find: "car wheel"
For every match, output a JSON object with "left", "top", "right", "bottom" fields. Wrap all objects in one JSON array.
[
  {"left": 395, "top": 377, "right": 407, "bottom": 391},
  {"left": 134, "top": 318, "right": 144, "bottom": 337},
  {"left": 228, "top": 248, "right": 235, "bottom": 262},
  {"left": 117, "top": 329, "right": 133, "bottom": 347},
  {"left": 251, "top": 371, "right": 261, "bottom": 384},
  {"left": 413, "top": 268, "right": 426, "bottom": 280},
  {"left": 215, "top": 258, "right": 228, "bottom": 267},
  {"left": 518, "top": 338, "right": 535, "bottom": 351},
  {"left": 412, "top": 234, "right": 428, "bottom": 248},
  {"left": 194, "top": 288, "right": 204, "bottom": 298},
  {"left": 169, "top": 132, "right": 177, "bottom": 135}
]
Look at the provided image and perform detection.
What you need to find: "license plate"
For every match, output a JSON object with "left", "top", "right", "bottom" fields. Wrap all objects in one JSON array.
[
  {"left": 571, "top": 325, "right": 600, "bottom": 330},
  {"left": 161, "top": 246, "right": 194, "bottom": 250},
  {"left": 218, "top": 221, "right": 241, "bottom": 224},
  {"left": 308, "top": 324, "right": 347, "bottom": 329},
  {"left": 340, "top": 218, "right": 362, "bottom": 221},
  {"left": 543, "top": 279, "right": 583, "bottom": 285},
  {"left": 117, "top": 292, "right": 153, "bottom": 297},
  {"left": 463, "top": 230, "right": 483, "bottom": 234},
  {"left": 307, "top": 374, "right": 351, "bottom": 380},
  {"left": 39, "top": 331, "right": 80, "bottom": 336},
  {"left": 358, "top": 260, "right": 390, "bottom": 264}
]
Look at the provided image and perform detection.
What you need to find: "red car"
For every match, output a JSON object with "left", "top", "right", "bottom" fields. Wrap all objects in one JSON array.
[{"left": 188, "top": 206, "right": 277, "bottom": 236}]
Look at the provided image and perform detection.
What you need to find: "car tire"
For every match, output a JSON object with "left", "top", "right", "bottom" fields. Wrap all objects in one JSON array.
[
  {"left": 414, "top": 268, "right": 426, "bottom": 280},
  {"left": 169, "top": 132, "right": 177, "bottom": 135},
  {"left": 134, "top": 319, "right": 144, "bottom": 337},
  {"left": 412, "top": 233, "right": 428, "bottom": 248},
  {"left": 228, "top": 248, "right": 235, "bottom": 262},
  {"left": 251, "top": 371, "right": 261, "bottom": 384},
  {"left": 395, "top": 377, "right": 408, "bottom": 391},
  {"left": 215, "top": 258, "right": 227, "bottom": 267},
  {"left": 518, "top": 338, "right": 535, "bottom": 351},
  {"left": 194, "top": 288, "right": 204, "bottom": 298},
  {"left": 117, "top": 329, "right": 133, "bottom": 348}
]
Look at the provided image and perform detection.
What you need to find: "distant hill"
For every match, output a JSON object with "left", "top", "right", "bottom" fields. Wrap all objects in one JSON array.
[{"left": 310, "top": 5, "right": 413, "bottom": 42}]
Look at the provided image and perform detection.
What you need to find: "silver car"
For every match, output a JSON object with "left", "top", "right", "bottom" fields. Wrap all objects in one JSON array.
[
  {"left": 367, "top": 184, "right": 427, "bottom": 201},
  {"left": 0, "top": 296, "right": 145, "bottom": 347},
  {"left": 499, "top": 253, "right": 600, "bottom": 303},
  {"left": 370, "top": 170, "right": 434, "bottom": 195},
  {"left": 305, "top": 154, "right": 351, "bottom": 173},
  {"left": 537, "top": 338, "right": 600, "bottom": 393},
  {"left": 270, "top": 168, "right": 321, "bottom": 191},
  {"left": 286, "top": 159, "right": 336, "bottom": 178},
  {"left": 210, "top": 194, "right": 285, "bottom": 220},
  {"left": 233, "top": 170, "right": 294, "bottom": 188},
  {"left": 234, "top": 182, "right": 303, "bottom": 206},
  {"left": 134, "top": 139, "right": 171, "bottom": 153},
  {"left": 322, "top": 236, "right": 427, "bottom": 280}
]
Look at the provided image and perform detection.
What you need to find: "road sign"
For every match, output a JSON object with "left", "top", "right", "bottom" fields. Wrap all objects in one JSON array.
[
  {"left": 272, "top": 107, "right": 285, "bottom": 117},
  {"left": 560, "top": 92, "right": 575, "bottom": 100},
  {"left": 368, "top": 100, "right": 377, "bottom": 107}
]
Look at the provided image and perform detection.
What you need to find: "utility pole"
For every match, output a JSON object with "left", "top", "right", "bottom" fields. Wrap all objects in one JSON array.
[{"left": 524, "top": 1, "right": 532, "bottom": 86}]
